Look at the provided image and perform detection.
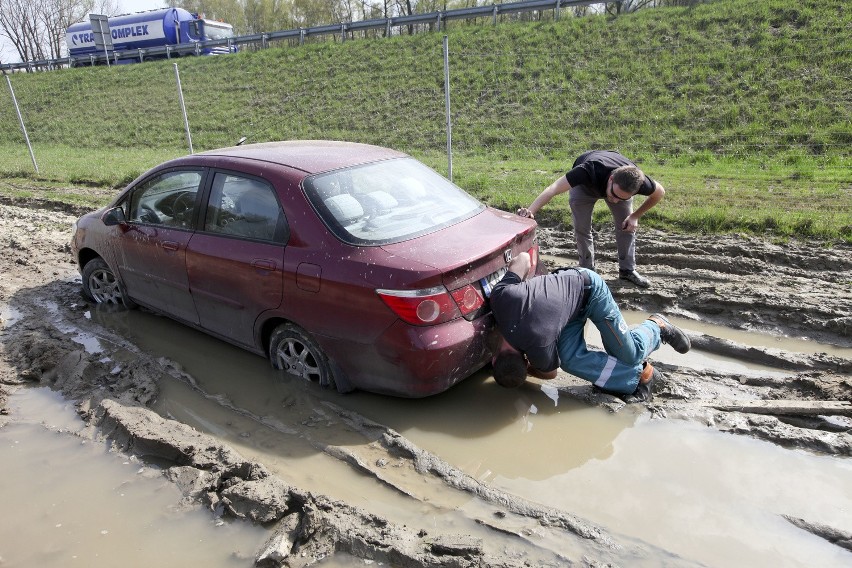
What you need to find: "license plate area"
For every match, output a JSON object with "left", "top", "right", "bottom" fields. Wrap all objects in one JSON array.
[{"left": 480, "top": 266, "right": 507, "bottom": 298}]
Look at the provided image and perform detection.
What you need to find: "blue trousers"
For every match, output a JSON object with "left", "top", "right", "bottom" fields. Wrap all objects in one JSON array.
[{"left": 557, "top": 269, "right": 661, "bottom": 394}]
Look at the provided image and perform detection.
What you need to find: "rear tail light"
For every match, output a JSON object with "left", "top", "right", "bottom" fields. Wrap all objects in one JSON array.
[
  {"left": 377, "top": 283, "right": 486, "bottom": 325},
  {"left": 527, "top": 245, "right": 539, "bottom": 276},
  {"left": 377, "top": 286, "right": 461, "bottom": 325},
  {"left": 377, "top": 244, "right": 538, "bottom": 326},
  {"left": 450, "top": 284, "right": 485, "bottom": 316}
]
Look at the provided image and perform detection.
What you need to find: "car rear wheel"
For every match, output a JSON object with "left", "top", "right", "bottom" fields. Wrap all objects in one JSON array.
[
  {"left": 81, "top": 258, "right": 137, "bottom": 309},
  {"left": 269, "top": 323, "right": 335, "bottom": 389}
]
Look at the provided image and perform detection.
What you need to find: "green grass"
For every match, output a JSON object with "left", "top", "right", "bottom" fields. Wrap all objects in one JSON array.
[
  {"left": 0, "top": 144, "right": 181, "bottom": 187},
  {"left": 430, "top": 153, "right": 851, "bottom": 242},
  {"left": 0, "top": 0, "right": 850, "bottom": 242}
]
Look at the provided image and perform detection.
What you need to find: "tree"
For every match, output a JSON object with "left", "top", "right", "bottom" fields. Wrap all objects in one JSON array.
[
  {"left": 169, "top": 0, "right": 249, "bottom": 33},
  {"left": 0, "top": 0, "right": 116, "bottom": 62},
  {"left": 603, "top": 0, "right": 703, "bottom": 15}
]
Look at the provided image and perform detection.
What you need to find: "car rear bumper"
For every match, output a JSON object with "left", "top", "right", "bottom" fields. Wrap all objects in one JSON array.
[{"left": 319, "top": 314, "right": 498, "bottom": 398}]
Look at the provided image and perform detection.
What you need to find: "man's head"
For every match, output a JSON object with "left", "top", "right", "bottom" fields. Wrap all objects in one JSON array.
[
  {"left": 607, "top": 165, "right": 644, "bottom": 202},
  {"left": 491, "top": 337, "right": 528, "bottom": 388}
]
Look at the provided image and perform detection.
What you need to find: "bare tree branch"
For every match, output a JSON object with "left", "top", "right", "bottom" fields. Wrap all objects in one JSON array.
[{"left": 0, "top": 0, "right": 116, "bottom": 61}]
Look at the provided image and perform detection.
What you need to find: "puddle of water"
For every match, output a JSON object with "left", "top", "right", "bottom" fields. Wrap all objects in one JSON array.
[
  {"left": 41, "top": 299, "right": 105, "bottom": 354},
  {"left": 610, "top": 310, "right": 852, "bottom": 374},
  {"left": 499, "top": 418, "right": 852, "bottom": 567},
  {"left": 635, "top": 311, "right": 852, "bottom": 358},
  {"left": 154, "top": 371, "right": 620, "bottom": 564},
  {"left": 589, "top": 312, "right": 779, "bottom": 375},
  {"left": 0, "top": 387, "right": 269, "bottom": 567},
  {"left": 86, "top": 305, "right": 852, "bottom": 565}
]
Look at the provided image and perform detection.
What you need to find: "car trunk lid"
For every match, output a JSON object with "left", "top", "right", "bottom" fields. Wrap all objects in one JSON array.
[{"left": 380, "top": 208, "right": 538, "bottom": 291}]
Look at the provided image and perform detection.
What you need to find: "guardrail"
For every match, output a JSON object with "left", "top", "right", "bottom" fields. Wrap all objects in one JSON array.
[{"left": 0, "top": 0, "right": 602, "bottom": 72}]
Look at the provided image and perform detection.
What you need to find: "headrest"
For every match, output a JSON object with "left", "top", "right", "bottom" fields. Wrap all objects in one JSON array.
[{"left": 324, "top": 194, "right": 364, "bottom": 224}]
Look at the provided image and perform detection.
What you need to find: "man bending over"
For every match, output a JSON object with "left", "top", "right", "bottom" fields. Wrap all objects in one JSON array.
[{"left": 489, "top": 252, "right": 690, "bottom": 402}]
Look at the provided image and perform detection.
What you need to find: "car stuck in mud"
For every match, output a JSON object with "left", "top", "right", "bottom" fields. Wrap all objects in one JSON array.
[
  {"left": 70, "top": 141, "right": 540, "bottom": 397},
  {"left": 2, "top": 185, "right": 851, "bottom": 568}
]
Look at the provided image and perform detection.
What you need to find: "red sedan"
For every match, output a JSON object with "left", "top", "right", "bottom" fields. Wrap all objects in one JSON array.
[{"left": 71, "top": 141, "right": 539, "bottom": 397}]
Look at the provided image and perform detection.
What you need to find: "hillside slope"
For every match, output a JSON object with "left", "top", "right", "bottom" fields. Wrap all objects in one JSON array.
[
  {"left": 0, "top": 0, "right": 849, "bottom": 240},
  {"left": 1, "top": 0, "right": 848, "bottom": 159}
]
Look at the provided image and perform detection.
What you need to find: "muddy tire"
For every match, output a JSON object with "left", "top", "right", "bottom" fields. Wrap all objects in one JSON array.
[
  {"left": 269, "top": 323, "right": 335, "bottom": 389},
  {"left": 81, "top": 258, "right": 137, "bottom": 309}
]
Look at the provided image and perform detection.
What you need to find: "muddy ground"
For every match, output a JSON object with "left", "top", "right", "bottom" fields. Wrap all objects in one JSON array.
[{"left": 1, "top": 191, "right": 851, "bottom": 566}]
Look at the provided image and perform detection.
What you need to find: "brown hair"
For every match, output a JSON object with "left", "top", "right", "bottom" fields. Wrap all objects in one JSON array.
[
  {"left": 611, "top": 165, "right": 644, "bottom": 195},
  {"left": 493, "top": 350, "right": 528, "bottom": 388}
]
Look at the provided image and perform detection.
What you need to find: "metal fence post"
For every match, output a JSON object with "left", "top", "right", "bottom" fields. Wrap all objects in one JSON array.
[
  {"left": 4, "top": 74, "right": 39, "bottom": 174},
  {"left": 173, "top": 64, "right": 194, "bottom": 154},
  {"left": 443, "top": 35, "right": 453, "bottom": 182}
]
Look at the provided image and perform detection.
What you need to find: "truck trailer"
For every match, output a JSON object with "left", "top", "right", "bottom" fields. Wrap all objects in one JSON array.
[{"left": 66, "top": 8, "right": 235, "bottom": 62}]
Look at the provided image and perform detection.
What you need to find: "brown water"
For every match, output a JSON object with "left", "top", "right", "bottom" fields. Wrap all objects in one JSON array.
[
  {"left": 4, "top": 306, "right": 852, "bottom": 566},
  {"left": 0, "top": 387, "right": 269, "bottom": 567}
]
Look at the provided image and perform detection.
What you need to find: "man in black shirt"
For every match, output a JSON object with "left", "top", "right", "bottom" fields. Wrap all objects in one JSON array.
[
  {"left": 517, "top": 150, "right": 665, "bottom": 288},
  {"left": 489, "top": 252, "right": 690, "bottom": 402}
]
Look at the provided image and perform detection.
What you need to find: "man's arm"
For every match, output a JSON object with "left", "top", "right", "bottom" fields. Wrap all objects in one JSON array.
[
  {"left": 517, "top": 176, "right": 571, "bottom": 219},
  {"left": 622, "top": 180, "right": 665, "bottom": 233}
]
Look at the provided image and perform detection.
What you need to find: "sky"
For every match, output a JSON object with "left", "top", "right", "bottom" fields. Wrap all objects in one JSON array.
[{"left": 1, "top": 0, "right": 167, "bottom": 64}]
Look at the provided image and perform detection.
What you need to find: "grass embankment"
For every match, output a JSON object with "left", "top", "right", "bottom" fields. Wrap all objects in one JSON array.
[{"left": 0, "top": 0, "right": 849, "bottom": 242}]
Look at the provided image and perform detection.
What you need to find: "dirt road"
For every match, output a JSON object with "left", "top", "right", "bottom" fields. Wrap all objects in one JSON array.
[{"left": 1, "top": 194, "right": 850, "bottom": 566}]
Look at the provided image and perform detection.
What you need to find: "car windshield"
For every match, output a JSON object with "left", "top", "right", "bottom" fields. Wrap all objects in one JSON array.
[{"left": 303, "top": 157, "right": 485, "bottom": 245}]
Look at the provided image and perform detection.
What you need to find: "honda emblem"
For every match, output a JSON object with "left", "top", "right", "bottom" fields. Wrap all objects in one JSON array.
[{"left": 503, "top": 249, "right": 513, "bottom": 263}]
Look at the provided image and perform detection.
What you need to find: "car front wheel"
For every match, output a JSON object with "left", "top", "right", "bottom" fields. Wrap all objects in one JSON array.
[
  {"left": 81, "top": 258, "right": 137, "bottom": 309},
  {"left": 269, "top": 323, "right": 335, "bottom": 390}
]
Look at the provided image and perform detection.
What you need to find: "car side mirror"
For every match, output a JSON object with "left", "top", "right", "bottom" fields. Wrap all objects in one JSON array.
[{"left": 102, "top": 207, "right": 127, "bottom": 227}]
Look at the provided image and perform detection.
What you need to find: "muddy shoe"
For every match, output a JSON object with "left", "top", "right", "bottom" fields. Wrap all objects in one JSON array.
[
  {"left": 623, "top": 362, "right": 660, "bottom": 404},
  {"left": 648, "top": 314, "right": 691, "bottom": 354},
  {"left": 619, "top": 269, "right": 650, "bottom": 288}
]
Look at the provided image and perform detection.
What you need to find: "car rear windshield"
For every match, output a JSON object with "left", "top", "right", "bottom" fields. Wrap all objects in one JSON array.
[{"left": 303, "top": 157, "right": 485, "bottom": 245}]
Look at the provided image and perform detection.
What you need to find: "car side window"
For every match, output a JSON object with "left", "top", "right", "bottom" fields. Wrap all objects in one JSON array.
[
  {"left": 128, "top": 170, "right": 203, "bottom": 229},
  {"left": 204, "top": 173, "right": 287, "bottom": 243}
]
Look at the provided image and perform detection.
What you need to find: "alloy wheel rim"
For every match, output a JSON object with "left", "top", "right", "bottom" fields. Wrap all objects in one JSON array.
[
  {"left": 277, "top": 338, "right": 321, "bottom": 381},
  {"left": 89, "top": 269, "right": 123, "bottom": 304}
]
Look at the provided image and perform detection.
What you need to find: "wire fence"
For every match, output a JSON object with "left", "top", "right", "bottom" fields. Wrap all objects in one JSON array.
[{"left": 2, "top": 13, "right": 851, "bottom": 191}]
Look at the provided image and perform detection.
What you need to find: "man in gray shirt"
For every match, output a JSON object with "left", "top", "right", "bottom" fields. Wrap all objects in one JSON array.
[{"left": 489, "top": 252, "right": 690, "bottom": 402}]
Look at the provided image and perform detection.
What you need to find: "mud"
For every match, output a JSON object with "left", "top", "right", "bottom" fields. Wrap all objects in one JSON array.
[{"left": 1, "top": 194, "right": 850, "bottom": 566}]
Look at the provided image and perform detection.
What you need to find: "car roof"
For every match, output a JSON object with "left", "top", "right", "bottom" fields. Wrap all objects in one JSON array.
[{"left": 195, "top": 140, "right": 408, "bottom": 174}]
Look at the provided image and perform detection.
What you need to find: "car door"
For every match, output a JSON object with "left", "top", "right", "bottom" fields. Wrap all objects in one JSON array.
[
  {"left": 116, "top": 168, "right": 205, "bottom": 325},
  {"left": 185, "top": 171, "right": 288, "bottom": 348}
]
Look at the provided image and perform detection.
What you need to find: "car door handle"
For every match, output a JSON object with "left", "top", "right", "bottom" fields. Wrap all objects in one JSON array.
[
  {"left": 161, "top": 241, "right": 180, "bottom": 251},
  {"left": 252, "top": 259, "right": 277, "bottom": 271}
]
